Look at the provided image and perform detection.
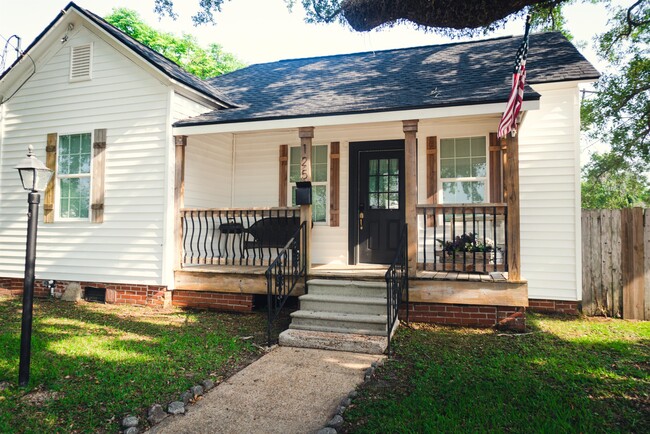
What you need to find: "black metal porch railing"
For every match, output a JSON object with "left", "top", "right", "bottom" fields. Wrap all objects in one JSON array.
[
  {"left": 180, "top": 207, "right": 300, "bottom": 267},
  {"left": 266, "top": 221, "right": 307, "bottom": 346},
  {"left": 385, "top": 224, "right": 409, "bottom": 356},
  {"left": 417, "top": 204, "right": 508, "bottom": 273}
]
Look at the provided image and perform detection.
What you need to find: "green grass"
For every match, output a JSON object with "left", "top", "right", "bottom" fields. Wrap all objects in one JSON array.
[
  {"left": 343, "top": 313, "right": 650, "bottom": 433},
  {"left": 0, "top": 296, "right": 267, "bottom": 433}
]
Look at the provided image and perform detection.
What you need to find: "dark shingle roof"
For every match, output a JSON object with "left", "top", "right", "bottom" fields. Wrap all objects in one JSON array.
[{"left": 174, "top": 32, "right": 598, "bottom": 127}]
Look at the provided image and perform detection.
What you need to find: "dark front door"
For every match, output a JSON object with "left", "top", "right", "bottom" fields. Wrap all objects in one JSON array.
[{"left": 357, "top": 149, "right": 405, "bottom": 264}]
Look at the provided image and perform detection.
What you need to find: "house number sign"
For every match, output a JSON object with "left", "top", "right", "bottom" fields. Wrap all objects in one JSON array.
[{"left": 301, "top": 143, "right": 309, "bottom": 180}]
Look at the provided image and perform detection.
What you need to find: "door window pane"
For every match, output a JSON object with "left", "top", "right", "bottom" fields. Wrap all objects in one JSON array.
[{"left": 368, "top": 158, "right": 399, "bottom": 209}]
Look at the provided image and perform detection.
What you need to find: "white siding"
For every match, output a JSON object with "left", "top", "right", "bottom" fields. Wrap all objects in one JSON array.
[
  {"left": 185, "top": 134, "right": 233, "bottom": 208},
  {"left": 172, "top": 93, "right": 213, "bottom": 122},
  {"left": 519, "top": 83, "right": 581, "bottom": 301},
  {"left": 0, "top": 26, "right": 171, "bottom": 285}
]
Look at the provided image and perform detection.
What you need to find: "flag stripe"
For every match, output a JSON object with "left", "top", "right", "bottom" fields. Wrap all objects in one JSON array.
[{"left": 498, "top": 23, "right": 530, "bottom": 139}]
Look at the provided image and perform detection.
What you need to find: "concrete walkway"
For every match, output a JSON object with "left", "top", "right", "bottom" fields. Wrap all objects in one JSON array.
[{"left": 150, "top": 347, "right": 383, "bottom": 434}]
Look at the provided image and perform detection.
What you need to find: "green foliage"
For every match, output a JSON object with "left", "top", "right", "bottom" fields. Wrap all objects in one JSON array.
[
  {"left": 343, "top": 314, "right": 650, "bottom": 433},
  {"left": 581, "top": 152, "right": 650, "bottom": 208},
  {"left": 582, "top": 0, "right": 650, "bottom": 167},
  {"left": 0, "top": 298, "right": 266, "bottom": 432},
  {"left": 105, "top": 8, "right": 244, "bottom": 79}
]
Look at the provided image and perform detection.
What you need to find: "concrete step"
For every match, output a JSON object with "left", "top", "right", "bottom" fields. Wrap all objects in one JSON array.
[
  {"left": 299, "top": 294, "right": 387, "bottom": 315},
  {"left": 289, "top": 310, "right": 387, "bottom": 335},
  {"left": 279, "top": 329, "right": 388, "bottom": 354},
  {"left": 307, "top": 279, "right": 386, "bottom": 298}
]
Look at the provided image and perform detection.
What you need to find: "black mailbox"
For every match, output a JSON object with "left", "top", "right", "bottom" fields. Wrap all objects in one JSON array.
[{"left": 295, "top": 181, "right": 312, "bottom": 205}]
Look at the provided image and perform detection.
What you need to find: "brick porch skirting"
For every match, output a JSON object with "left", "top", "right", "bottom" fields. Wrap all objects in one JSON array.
[
  {"left": 0, "top": 277, "right": 170, "bottom": 307},
  {"left": 171, "top": 291, "right": 254, "bottom": 313},
  {"left": 528, "top": 299, "right": 580, "bottom": 315},
  {"left": 399, "top": 303, "right": 526, "bottom": 331}
]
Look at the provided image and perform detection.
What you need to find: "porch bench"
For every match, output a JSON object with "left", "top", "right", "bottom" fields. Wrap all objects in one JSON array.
[{"left": 242, "top": 216, "right": 301, "bottom": 251}]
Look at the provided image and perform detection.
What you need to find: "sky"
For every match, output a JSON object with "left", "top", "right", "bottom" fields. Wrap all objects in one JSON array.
[{"left": 0, "top": 0, "right": 621, "bottom": 67}]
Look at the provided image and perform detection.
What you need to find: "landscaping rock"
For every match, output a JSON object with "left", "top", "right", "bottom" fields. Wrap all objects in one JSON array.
[
  {"left": 121, "top": 415, "right": 138, "bottom": 428},
  {"left": 123, "top": 427, "right": 139, "bottom": 434},
  {"left": 336, "top": 405, "right": 346, "bottom": 415},
  {"left": 201, "top": 379, "right": 215, "bottom": 391},
  {"left": 179, "top": 390, "right": 193, "bottom": 404},
  {"left": 327, "top": 415, "right": 344, "bottom": 430},
  {"left": 168, "top": 401, "right": 185, "bottom": 415},
  {"left": 348, "top": 390, "right": 358, "bottom": 399},
  {"left": 147, "top": 404, "right": 167, "bottom": 424},
  {"left": 339, "top": 397, "right": 351, "bottom": 407},
  {"left": 61, "top": 282, "right": 82, "bottom": 302},
  {"left": 190, "top": 385, "right": 204, "bottom": 398},
  {"left": 316, "top": 428, "right": 337, "bottom": 434}
]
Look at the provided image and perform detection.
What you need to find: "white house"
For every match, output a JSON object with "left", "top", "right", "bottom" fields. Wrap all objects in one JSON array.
[{"left": 0, "top": 3, "right": 598, "bottom": 342}]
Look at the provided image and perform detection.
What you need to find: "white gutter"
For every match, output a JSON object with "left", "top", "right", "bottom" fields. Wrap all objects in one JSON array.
[{"left": 173, "top": 100, "right": 540, "bottom": 135}]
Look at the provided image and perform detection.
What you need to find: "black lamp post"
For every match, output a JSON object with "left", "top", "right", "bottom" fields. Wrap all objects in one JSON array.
[{"left": 14, "top": 145, "right": 52, "bottom": 387}]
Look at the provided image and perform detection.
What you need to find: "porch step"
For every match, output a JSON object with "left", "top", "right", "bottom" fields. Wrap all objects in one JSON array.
[
  {"left": 307, "top": 279, "right": 386, "bottom": 298},
  {"left": 299, "top": 294, "right": 386, "bottom": 315},
  {"left": 289, "top": 310, "right": 387, "bottom": 335},
  {"left": 278, "top": 329, "right": 388, "bottom": 354}
]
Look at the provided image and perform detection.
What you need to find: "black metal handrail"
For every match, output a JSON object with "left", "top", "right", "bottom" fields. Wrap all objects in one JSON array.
[
  {"left": 385, "top": 224, "right": 408, "bottom": 356},
  {"left": 265, "top": 221, "right": 307, "bottom": 346},
  {"left": 180, "top": 207, "right": 300, "bottom": 267},
  {"left": 417, "top": 204, "right": 508, "bottom": 273}
]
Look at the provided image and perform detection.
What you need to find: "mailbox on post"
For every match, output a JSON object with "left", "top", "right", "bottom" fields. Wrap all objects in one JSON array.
[{"left": 295, "top": 181, "right": 312, "bottom": 205}]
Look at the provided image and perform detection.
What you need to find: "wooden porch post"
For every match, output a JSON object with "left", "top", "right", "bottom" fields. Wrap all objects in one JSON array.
[
  {"left": 298, "top": 127, "right": 314, "bottom": 272},
  {"left": 503, "top": 132, "right": 521, "bottom": 281},
  {"left": 403, "top": 120, "right": 419, "bottom": 276},
  {"left": 174, "top": 135, "right": 187, "bottom": 270}
]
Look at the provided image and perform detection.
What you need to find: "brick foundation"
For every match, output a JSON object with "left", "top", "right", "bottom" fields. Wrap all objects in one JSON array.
[
  {"left": 400, "top": 303, "right": 526, "bottom": 331},
  {"left": 0, "top": 276, "right": 171, "bottom": 307},
  {"left": 171, "top": 290, "right": 254, "bottom": 312},
  {"left": 528, "top": 299, "right": 580, "bottom": 315}
]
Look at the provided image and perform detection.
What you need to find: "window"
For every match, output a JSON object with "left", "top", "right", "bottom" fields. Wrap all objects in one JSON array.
[
  {"left": 439, "top": 136, "right": 487, "bottom": 204},
  {"left": 57, "top": 133, "right": 92, "bottom": 219},
  {"left": 368, "top": 158, "right": 399, "bottom": 209},
  {"left": 289, "top": 145, "right": 327, "bottom": 222}
]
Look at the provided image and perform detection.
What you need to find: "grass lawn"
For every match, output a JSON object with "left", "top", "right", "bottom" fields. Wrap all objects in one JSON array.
[
  {"left": 343, "top": 313, "right": 649, "bottom": 433},
  {"left": 0, "top": 296, "right": 268, "bottom": 433}
]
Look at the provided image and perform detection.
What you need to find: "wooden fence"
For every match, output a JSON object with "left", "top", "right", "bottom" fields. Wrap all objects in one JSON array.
[{"left": 582, "top": 208, "right": 649, "bottom": 319}]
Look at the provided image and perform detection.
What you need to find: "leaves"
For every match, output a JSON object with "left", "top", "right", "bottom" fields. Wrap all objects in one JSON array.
[
  {"left": 105, "top": 8, "right": 245, "bottom": 79},
  {"left": 581, "top": 152, "right": 650, "bottom": 208}
]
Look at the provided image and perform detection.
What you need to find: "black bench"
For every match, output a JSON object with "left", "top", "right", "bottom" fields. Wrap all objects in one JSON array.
[{"left": 240, "top": 216, "right": 301, "bottom": 251}]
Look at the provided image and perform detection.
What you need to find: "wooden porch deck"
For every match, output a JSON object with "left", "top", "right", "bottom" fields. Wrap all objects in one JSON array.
[{"left": 174, "top": 263, "right": 527, "bottom": 307}]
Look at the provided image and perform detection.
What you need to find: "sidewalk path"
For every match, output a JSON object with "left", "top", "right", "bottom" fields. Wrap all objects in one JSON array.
[{"left": 150, "top": 347, "right": 383, "bottom": 434}]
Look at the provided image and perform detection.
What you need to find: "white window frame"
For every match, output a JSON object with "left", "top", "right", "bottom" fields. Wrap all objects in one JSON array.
[
  {"left": 55, "top": 131, "right": 93, "bottom": 222},
  {"left": 288, "top": 144, "right": 329, "bottom": 225},
  {"left": 438, "top": 134, "right": 490, "bottom": 205}
]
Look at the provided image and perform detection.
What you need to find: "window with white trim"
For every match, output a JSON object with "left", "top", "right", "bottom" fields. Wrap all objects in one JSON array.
[
  {"left": 439, "top": 136, "right": 487, "bottom": 204},
  {"left": 57, "top": 133, "right": 92, "bottom": 219},
  {"left": 289, "top": 145, "right": 328, "bottom": 222}
]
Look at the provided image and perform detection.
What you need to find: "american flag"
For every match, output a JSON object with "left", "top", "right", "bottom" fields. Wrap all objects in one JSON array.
[{"left": 497, "top": 17, "right": 531, "bottom": 138}]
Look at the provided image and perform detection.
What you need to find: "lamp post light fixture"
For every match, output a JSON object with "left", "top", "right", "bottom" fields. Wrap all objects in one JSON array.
[{"left": 14, "top": 145, "right": 53, "bottom": 387}]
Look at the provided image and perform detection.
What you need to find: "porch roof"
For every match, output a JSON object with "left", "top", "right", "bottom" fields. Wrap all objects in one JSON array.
[{"left": 174, "top": 32, "right": 599, "bottom": 128}]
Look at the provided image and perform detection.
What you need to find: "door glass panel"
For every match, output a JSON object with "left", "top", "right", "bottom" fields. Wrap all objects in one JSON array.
[{"left": 368, "top": 158, "right": 400, "bottom": 209}]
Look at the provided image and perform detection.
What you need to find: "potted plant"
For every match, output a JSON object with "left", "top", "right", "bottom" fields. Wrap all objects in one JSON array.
[{"left": 436, "top": 232, "right": 498, "bottom": 272}]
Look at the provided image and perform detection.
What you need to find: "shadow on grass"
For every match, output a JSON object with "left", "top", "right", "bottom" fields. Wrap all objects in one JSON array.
[
  {"left": 343, "top": 314, "right": 649, "bottom": 434},
  {"left": 0, "top": 297, "right": 268, "bottom": 433}
]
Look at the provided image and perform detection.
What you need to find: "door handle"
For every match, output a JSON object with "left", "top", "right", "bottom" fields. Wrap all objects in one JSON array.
[{"left": 359, "top": 203, "right": 365, "bottom": 230}]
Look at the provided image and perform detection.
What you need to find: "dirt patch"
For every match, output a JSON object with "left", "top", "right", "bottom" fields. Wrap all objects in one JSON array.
[{"left": 21, "top": 389, "right": 61, "bottom": 405}]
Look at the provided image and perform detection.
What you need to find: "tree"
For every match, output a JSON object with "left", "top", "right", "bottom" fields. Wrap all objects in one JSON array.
[
  {"left": 105, "top": 8, "right": 245, "bottom": 79},
  {"left": 153, "top": 0, "right": 565, "bottom": 34},
  {"left": 581, "top": 152, "right": 650, "bottom": 208}
]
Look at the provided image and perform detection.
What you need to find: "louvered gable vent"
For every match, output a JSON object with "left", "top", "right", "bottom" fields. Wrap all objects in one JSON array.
[{"left": 70, "top": 43, "right": 92, "bottom": 82}]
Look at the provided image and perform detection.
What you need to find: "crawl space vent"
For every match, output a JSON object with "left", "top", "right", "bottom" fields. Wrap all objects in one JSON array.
[
  {"left": 84, "top": 286, "right": 106, "bottom": 303},
  {"left": 70, "top": 43, "right": 93, "bottom": 82}
]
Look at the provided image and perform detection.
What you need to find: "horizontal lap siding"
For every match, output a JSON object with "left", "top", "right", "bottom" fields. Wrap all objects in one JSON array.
[
  {"left": 519, "top": 84, "right": 581, "bottom": 301},
  {"left": 0, "top": 27, "right": 170, "bottom": 284},
  {"left": 185, "top": 134, "right": 233, "bottom": 208}
]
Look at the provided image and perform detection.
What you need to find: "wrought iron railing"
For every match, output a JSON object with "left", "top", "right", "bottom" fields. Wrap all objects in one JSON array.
[
  {"left": 265, "top": 221, "right": 307, "bottom": 346},
  {"left": 385, "top": 224, "right": 408, "bottom": 356},
  {"left": 417, "top": 204, "right": 508, "bottom": 273},
  {"left": 179, "top": 207, "right": 300, "bottom": 267}
]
